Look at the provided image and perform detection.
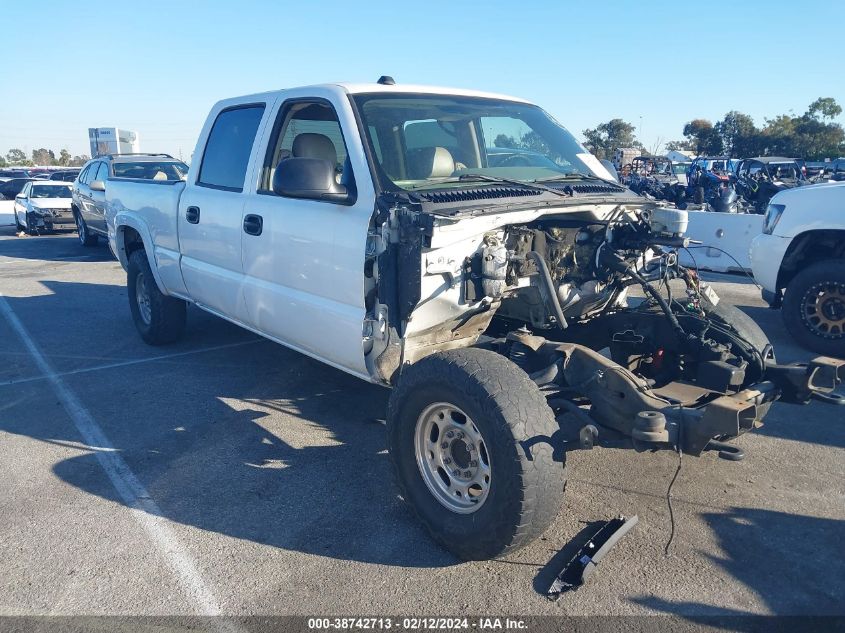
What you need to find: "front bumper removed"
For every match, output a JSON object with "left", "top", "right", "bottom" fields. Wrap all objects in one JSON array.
[{"left": 508, "top": 332, "right": 845, "bottom": 457}]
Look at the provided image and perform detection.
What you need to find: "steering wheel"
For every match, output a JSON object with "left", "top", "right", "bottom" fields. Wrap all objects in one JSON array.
[{"left": 498, "top": 154, "right": 533, "bottom": 167}]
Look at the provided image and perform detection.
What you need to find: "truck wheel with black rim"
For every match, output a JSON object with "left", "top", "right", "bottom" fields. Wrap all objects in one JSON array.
[
  {"left": 782, "top": 259, "right": 845, "bottom": 358},
  {"left": 127, "top": 250, "right": 186, "bottom": 345},
  {"left": 386, "top": 347, "right": 565, "bottom": 560},
  {"left": 74, "top": 209, "right": 98, "bottom": 246}
]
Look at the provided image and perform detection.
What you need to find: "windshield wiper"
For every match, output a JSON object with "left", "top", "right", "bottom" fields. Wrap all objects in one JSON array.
[
  {"left": 536, "top": 172, "right": 623, "bottom": 188},
  {"left": 454, "top": 173, "right": 570, "bottom": 197}
]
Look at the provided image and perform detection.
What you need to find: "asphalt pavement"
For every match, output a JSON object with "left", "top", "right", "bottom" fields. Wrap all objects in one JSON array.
[{"left": 1, "top": 228, "right": 843, "bottom": 618}]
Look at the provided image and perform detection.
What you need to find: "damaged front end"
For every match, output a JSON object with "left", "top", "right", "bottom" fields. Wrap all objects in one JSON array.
[
  {"left": 364, "top": 186, "right": 844, "bottom": 460},
  {"left": 505, "top": 331, "right": 844, "bottom": 458}
]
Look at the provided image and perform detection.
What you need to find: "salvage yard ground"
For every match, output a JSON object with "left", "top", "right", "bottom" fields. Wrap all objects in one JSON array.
[{"left": 0, "top": 227, "right": 843, "bottom": 617}]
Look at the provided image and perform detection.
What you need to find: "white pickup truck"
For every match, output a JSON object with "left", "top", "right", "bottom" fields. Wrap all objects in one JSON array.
[
  {"left": 750, "top": 181, "right": 845, "bottom": 357},
  {"left": 106, "top": 80, "right": 843, "bottom": 560}
]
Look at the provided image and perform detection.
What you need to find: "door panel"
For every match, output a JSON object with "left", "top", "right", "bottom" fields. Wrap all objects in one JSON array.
[
  {"left": 177, "top": 102, "right": 270, "bottom": 323},
  {"left": 241, "top": 194, "right": 371, "bottom": 375},
  {"left": 177, "top": 186, "right": 251, "bottom": 322}
]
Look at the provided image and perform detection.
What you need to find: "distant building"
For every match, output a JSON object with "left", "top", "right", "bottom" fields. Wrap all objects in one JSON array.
[
  {"left": 665, "top": 149, "right": 696, "bottom": 163},
  {"left": 88, "top": 128, "right": 140, "bottom": 157}
]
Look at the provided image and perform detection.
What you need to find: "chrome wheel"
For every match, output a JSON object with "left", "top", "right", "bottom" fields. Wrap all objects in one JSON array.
[
  {"left": 414, "top": 402, "right": 491, "bottom": 514},
  {"left": 802, "top": 282, "right": 845, "bottom": 338},
  {"left": 135, "top": 272, "right": 152, "bottom": 325}
]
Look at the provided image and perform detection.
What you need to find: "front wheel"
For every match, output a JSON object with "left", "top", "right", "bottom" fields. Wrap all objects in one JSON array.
[
  {"left": 387, "top": 348, "right": 566, "bottom": 560},
  {"left": 782, "top": 259, "right": 845, "bottom": 358},
  {"left": 75, "top": 210, "right": 98, "bottom": 246},
  {"left": 127, "top": 250, "right": 186, "bottom": 345}
]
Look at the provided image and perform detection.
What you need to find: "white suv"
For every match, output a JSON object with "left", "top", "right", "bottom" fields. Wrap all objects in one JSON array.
[{"left": 750, "top": 181, "right": 845, "bottom": 356}]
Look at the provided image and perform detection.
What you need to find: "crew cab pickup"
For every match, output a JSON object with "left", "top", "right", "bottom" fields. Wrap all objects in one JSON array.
[
  {"left": 750, "top": 181, "right": 845, "bottom": 357},
  {"left": 108, "top": 80, "right": 843, "bottom": 561}
]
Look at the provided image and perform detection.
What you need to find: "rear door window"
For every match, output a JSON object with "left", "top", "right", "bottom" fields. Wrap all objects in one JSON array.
[{"left": 198, "top": 104, "right": 266, "bottom": 191}]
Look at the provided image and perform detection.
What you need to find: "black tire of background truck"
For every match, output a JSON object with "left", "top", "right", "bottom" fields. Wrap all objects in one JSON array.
[
  {"left": 127, "top": 250, "right": 186, "bottom": 345},
  {"left": 694, "top": 186, "right": 705, "bottom": 204},
  {"left": 782, "top": 259, "right": 845, "bottom": 358},
  {"left": 386, "top": 347, "right": 566, "bottom": 561},
  {"left": 74, "top": 210, "right": 98, "bottom": 247}
]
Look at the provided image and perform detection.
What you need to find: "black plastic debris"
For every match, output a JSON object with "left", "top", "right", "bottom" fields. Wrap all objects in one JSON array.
[{"left": 547, "top": 514, "right": 639, "bottom": 600}]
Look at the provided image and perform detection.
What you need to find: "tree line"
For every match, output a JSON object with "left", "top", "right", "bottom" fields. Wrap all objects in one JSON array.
[
  {"left": 582, "top": 97, "right": 844, "bottom": 160},
  {"left": 1, "top": 148, "right": 90, "bottom": 168}
]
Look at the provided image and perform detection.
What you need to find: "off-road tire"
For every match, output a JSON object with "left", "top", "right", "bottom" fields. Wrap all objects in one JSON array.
[
  {"left": 74, "top": 209, "right": 98, "bottom": 247},
  {"left": 387, "top": 347, "right": 565, "bottom": 560},
  {"left": 127, "top": 249, "right": 186, "bottom": 345},
  {"left": 782, "top": 259, "right": 845, "bottom": 358}
]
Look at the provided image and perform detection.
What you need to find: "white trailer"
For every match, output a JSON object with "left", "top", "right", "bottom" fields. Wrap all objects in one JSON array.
[{"left": 88, "top": 128, "right": 140, "bottom": 157}]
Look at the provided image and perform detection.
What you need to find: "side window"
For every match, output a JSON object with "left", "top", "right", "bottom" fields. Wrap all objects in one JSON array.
[
  {"left": 261, "top": 100, "right": 353, "bottom": 196},
  {"left": 198, "top": 104, "right": 265, "bottom": 191},
  {"left": 93, "top": 162, "right": 108, "bottom": 182},
  {"left": 78, "top": 165, "right": 91, "bottom": 184},
  {"left": 21, "top": 182, "right": 31, "bottom": 196}
]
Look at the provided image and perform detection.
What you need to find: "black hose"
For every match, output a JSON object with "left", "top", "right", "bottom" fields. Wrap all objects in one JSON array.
[
  {"left": 526, "top": 251, "right": 568, "bottom": 330},
  {"left": 606, "top": 253, "right": 687, "bottom": 339}
]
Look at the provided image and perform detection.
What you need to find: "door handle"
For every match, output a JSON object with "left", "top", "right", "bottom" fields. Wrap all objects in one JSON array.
[
  {"left": 185, "top": 206, "right": 200, "bottom": 224},
  {"left": 243, "top": 214, "right": 263, "bottom": 236}
]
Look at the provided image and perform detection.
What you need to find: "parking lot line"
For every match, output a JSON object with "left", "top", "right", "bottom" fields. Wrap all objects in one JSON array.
[
  {"left": 0, "top": 292, "right": 231, "bottom": 618},
  {"left": 1, "top": 339, "right": 262, "bottom": 387}
]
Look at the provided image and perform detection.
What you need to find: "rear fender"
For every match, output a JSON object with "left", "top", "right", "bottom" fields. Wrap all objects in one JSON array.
[{"left": 113, "top": 214, "right": 168, "bottom": 295}]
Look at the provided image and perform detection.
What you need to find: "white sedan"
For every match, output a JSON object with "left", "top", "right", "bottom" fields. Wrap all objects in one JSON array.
[{"left": 14, "top": 181, "right": 74, "bottom": 234}]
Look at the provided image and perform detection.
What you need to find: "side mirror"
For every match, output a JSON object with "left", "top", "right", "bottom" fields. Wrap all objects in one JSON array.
[
  {"left": 90, "top": 180, "right": 106, "bottom": 192},
  {"left": 599, "top": 159, "right": 620, "bottom": 183},
  {"left": 272, "top": 157, "right": 351, "bottom": 204}
]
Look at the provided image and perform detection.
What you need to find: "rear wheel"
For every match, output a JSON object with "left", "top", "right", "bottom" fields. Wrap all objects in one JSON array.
[
  {"left": 387, "top": 348, "right": 566, "bottom": 560},
  {"left": 74, "top": 210, "right": 98, "bottom": 246},
  {"left": 127, "top": 250, "right": 186, "bottom": 345},
  {"left": 782, "top": 259, "right": 845, "bottom": 358}
]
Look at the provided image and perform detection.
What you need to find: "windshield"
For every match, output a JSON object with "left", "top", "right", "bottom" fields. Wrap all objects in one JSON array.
[
  {"left": 672, "top": 163, "right": 690, "bottom": 175},
  {"left": 766, "top": 163, "right": 800, "bottom": 180},
  {"left": 352, "top": 93, "right": 608, "bottom": 191},
  {"left": 112, "top": 161, "right": 189, "bottom": 181},
  {"left": 31, "top": 185, "right": 72, "bottom": 198}
]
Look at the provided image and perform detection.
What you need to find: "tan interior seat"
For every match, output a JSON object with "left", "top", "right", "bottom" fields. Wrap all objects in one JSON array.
[{"left": 406, "top": 146, "right": 455, "bottom": 180}]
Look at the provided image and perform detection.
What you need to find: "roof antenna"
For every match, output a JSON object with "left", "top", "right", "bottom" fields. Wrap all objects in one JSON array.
[{"left": 377, "top": 75, "right": 395, "bottom": 86}]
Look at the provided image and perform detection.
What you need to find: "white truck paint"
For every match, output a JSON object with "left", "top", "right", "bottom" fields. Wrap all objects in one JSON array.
[
  {"left": 103, "top": 82, "right": 843, "bottom": 561},
  {"left": 750, "top": 181, "right": 845, "bottom": 355}
]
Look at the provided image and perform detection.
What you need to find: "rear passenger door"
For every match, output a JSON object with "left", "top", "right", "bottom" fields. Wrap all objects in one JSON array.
[{"left": 178, "top": 102, "right": 270, "bottom": 323}]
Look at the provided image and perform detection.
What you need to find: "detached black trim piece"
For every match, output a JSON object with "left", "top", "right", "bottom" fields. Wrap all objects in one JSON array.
[{"left": 547, "top": 515, "right": 638, "bottom": 599}]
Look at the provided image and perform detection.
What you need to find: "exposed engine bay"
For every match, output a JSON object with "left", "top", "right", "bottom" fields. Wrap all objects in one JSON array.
[{"left": 365, "top": 196, "right": 844, "bottom": 458}]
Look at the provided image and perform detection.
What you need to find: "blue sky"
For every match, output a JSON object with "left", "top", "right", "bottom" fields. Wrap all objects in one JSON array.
[{"left": 1, "top": 0, "right": 841, "bottom": 160}]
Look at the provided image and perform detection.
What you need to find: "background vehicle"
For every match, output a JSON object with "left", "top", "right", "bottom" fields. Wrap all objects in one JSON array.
[
  {"left": 0, "top": 169, "right": 31, "bottom": 179},
  {"left": 735, "top": 157, "right": 805, "bottom": 213},
  {"left": 72, "top": 154, "right": 188, "bottom": 246},
  {"left": 49, "top": 169, "right": 81, "bottom": 182},
  {"left": 105, "top": 82, "right": 841, "bottom": 561},
  {"left": 750, "top": 182, "right": 845, "bottom": 356},
  {"left": 0, "top": 177, "right": 35, "bottom": 200},
  {"left": 687, "top": 156, "right": 735, "bottom": 201},
  {"left": 13, "top": 181, "right": 74, "bottom": 233},
  {"left": 625, "top": 155, "right": 686, "bottom": 202}
]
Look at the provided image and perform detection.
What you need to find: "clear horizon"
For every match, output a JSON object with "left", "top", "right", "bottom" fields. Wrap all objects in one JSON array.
[{"left": 1, "top": 0, "right": 841, "bottom": 161}]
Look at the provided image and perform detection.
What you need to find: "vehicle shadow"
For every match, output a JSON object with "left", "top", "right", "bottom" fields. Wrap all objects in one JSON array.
[
  {"left": 0, "top": 230, "right": 113, "bottom": 263},
  {"left": 0, "top": 278, "right": 455, "bottom": 568},
  {"left": 631, "top": 506, "right": 845, "bottom": 617}
]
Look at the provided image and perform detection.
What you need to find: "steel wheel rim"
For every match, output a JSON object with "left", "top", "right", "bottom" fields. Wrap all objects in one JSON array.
[
  {"left": 802, "top": 282, "right": 845, "bottom": 339},
  {"left": 414, "top": 402, "right": 492, "bottom": 514},
  {"left": 135, "top": 272, "right": 152, "bottom": 325}
]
